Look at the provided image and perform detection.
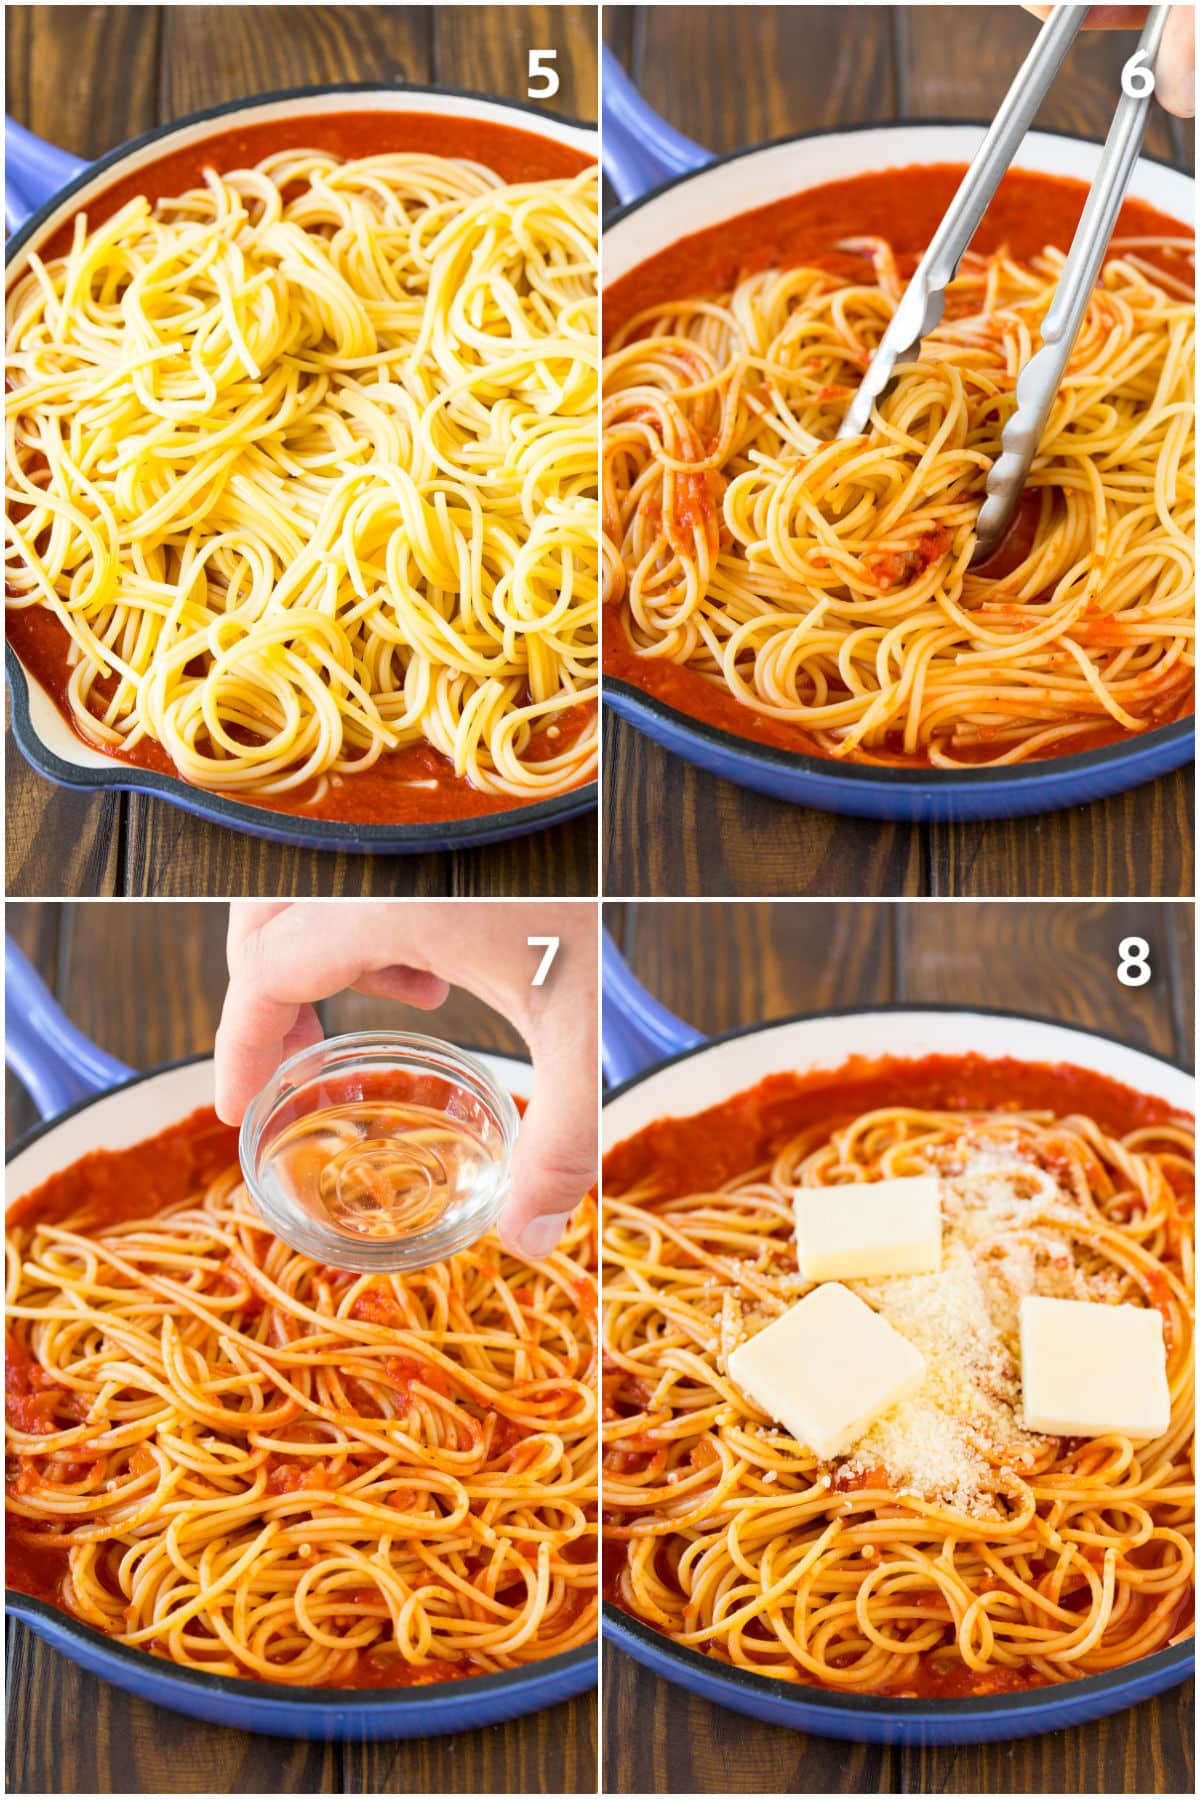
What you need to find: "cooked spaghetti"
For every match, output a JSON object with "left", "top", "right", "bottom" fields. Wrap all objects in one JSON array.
[
  {"left": 6, "top": 1110, "right": 597, "bottom": 1686},
  {"left": 6, "top": 147, "right": 599, "bottom": 807},
  {"left": 602, "top": 1058, "right": 1195, "bottom": 1695},
  {"left": 603, "top": 208, "right": 1195, "bottom": 766}
]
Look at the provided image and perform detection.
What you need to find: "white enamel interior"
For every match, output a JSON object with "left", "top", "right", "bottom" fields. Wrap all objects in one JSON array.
[
  {"left": 602, "top": 1010, "right": 1193, "bottom": 1152},
  {"left": 604, "top": 122, "right": 1193, "bottom": 284},
  {"left": 8, "top": 90, "right": 595, "bottom": 775},
  {"left": 7, "top": 1051, "right": 533, "bottom": 1203}
]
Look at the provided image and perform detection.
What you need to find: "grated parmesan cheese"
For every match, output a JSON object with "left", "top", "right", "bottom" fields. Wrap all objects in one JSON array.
[{"left": 835, "top": 1132, "right": 1116, "bottom": 1517}]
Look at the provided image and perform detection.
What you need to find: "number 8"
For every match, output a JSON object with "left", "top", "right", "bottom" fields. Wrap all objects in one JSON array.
[{"left": 1117, "top": 937, "right": 1151, "bottom": 987}]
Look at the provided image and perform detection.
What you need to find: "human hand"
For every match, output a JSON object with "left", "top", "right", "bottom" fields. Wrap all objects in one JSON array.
[
  {"left": 1023, "top": 6, "right": 1195, "bottom": 116},
  {"left": 214, "top": 901, "right": 597, "bottom": 1261}
]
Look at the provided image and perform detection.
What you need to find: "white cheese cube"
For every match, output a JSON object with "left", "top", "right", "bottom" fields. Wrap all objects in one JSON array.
[
  {"left": 1020, "top": 1296, "right": 1170, "bottom": 1439},
  {"left": 793, "top": 1175, "right": 942, "bottom": 1281},
  {"left": 727, "top": 1282, "right": 926, "bottom": 1460}
]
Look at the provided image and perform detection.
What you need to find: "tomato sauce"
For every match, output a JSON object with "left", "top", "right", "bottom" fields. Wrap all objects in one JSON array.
[
  {"left": 5, "top": 1106, "right": 238, "bottom": 1232},
  {"left": 602, "top": 1052, "right": 1192, "bottom": 1202},
  {"left": 604, "top": 163, "right": 1195, "bottom": 764},
  {"left": 6, "top": 111, "right": 597, "bottom": 826}
]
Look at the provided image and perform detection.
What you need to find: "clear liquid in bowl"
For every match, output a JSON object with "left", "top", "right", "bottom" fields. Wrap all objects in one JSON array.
[{"left": 260, "top": 1099, "right": 499, "bottom": 1241}]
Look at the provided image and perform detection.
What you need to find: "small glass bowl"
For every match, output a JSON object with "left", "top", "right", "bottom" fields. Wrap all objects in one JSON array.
[{"left": 239, "top": 1031, "right": 520, "bottom": 1273}]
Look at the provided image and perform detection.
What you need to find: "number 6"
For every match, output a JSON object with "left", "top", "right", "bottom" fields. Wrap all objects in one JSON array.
[
  {"left": 528, "top": 49, "right": 560, "bottom": 99},
  {"left": 1121, "top": 48, "right": 1156, "bottom": 99}
]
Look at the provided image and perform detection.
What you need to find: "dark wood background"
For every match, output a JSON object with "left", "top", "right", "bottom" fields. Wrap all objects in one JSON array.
[
  {"left": 4, "top": 901, "right": 598, "bottom": 1795},
  {"left": 603, "top": 5, "right": 1196, "bottom": 900},
  {"left": 602, "top": 898, "right": 1195, "bottom": 1794},
  {"left": 4, "top": 4, "right": 598, "bottom": 900}
]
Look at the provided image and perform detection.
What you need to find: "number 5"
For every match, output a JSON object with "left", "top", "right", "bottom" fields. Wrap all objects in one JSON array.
[
  {"left": 528, "top": 48, "right": 560, "bottom": 99},
  {"left": 528, "top": 936, "right": 560, "bottom": 986}
]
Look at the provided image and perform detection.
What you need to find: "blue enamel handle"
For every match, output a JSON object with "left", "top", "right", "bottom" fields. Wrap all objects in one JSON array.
[
  {"left": 601, "top": 47, "right": 710, "bottom": 205},
  {"left": 5, "top": 116, "right": 87, "bottom": 235},
  {"left": 602, "top": 931, "right": 704, "bottom": 1086},
  {"left": 5, "top": 939, "right": 133, "bottom": 1120}
]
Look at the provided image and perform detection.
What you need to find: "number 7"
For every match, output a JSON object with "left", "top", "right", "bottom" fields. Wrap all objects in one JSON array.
[{"left": 528, "top": 936, "right": 560, "bottom": 986}]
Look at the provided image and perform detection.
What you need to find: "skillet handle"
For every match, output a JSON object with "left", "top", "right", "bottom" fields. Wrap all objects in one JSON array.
[
  {"left": 601, "top": 48, "right": 710, "bottom": 205},
  {"left": 4, "top": 939, "right": 133, "bottom": 1120},
  {"left": 5, "top": 116, "right": 87, "bottom": 235},
  {"left": 602, "top": 931, "right": 704, "bottom": 1086}
]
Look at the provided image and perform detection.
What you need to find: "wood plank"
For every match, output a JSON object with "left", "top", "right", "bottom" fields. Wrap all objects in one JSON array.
[
  {"left": 602, "top": 1, "right": 633, "bottom": 59},
  {"left": 900, "top": 5, "right": 1180, "bottom": 165},
  {"left": 603, "top": 729, "right": 923, "bottom": 897},
  {"left": 346, "top": 1693, "right": 598, "bottom": 1797},
  {"left": 1168, "top": 110, "right": 1196, "bottom": 177},
  {"left": 3, "top": 755, "right": 121, "bottom": 899},
  {"left": 895, "top": 899, "right": 1186, "bottom": 1056},
  {"left": 122, "top": 806, "right": 455, "bottom": 899},
  {"left": 612, "top": 899, "right": 894, "bottom": 1028},
  {"left": 927, "top": 773, "right": 1194, "bottom": 900},
  {"left": 896, "top": 1672, "right": 1196, "bottom": 1798},
  {"left": 630, "top": 3, "right": 897, "bottom": 145},
  {"left": 54, "top": 901, "right": 229, "bottom": 1061},
  {"left": 4, "top": 1, "right": 161, "bottom": 154},
  {"left": 1167, "top": 905, "right": 1195, "bottom": 1064},
  {"left": 4, "top": 897, "right": 341, "bottom": 1796},
  {"left": 5, "top": 1615, "right": 337, "bottom": 1799},
  {"left": 451, "top": 816, "right": 597, "bottom": 897},
  {"left": 604, "top": 1646, "right": 893, "bottom": 1796},
  {"left": 605, "top": 1636, "right": 1195, "bottom": 1798},
  {"left": 434, "top": 4, "right": 597, "bottom": 121},
  {"left": 159, "top": 2, "right": 432, "bottom": 113}
]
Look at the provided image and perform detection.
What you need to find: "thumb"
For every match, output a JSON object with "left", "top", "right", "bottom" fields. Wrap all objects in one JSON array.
[{"left": 499, "top": 1008, "right": 597, "bottom": 1262}]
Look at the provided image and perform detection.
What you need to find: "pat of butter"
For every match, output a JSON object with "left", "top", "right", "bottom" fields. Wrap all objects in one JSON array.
[
  {"left": 793, "top": 1175, "right": 942, "bottom": 1280},
  {"left": 1020, "top": 1296, "right": 1171, "bottom": 1439},
  {"left": 727, "top": 1282, "right": 926, "bottom": 1460}
]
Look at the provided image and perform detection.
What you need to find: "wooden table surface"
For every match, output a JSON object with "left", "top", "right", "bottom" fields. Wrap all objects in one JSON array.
[
  {"left": 4, "top": 3, "right": 598, "bottom": 901},
  {"left": 602, "top": 5, "right": 1196, "bottom": 901},
  {"left": 602, "top": 898, "right": 1195, "bottom": 1795},
  {"left": 4, "top": 901, "right": 598, "bottom": 1795}
]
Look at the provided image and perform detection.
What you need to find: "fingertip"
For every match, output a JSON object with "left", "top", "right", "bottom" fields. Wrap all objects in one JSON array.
[
  {"left": 212, "top": 1044, "right": 255, "bottom": 1128},
  {"left": 404, "top": 973, "right": 452, "bottom": 1011},
  {"left": 500, "top": 1209, "right": 573, "bottom": 1262},
  {"left": 1158, "top": 68, "right": 1195, "bottom": 117},
  {"left": 213, "top": 1076, "right": 249, "bottom": 1129}
]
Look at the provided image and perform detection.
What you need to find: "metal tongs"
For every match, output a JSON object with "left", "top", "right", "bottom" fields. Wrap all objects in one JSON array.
[{"left": 837, "top": 2, "right": 1171, "bottom": 565}]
